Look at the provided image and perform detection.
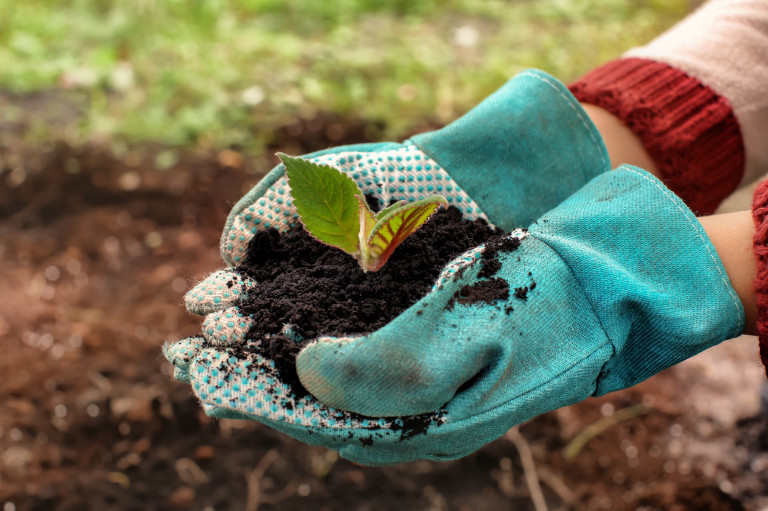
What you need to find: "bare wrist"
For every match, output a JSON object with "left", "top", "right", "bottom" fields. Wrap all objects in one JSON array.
[{"left": 699, "top": 210, "right": 757, "bottom": 335}]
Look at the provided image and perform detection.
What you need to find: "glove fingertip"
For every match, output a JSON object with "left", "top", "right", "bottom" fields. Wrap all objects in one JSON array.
[
  {"left": 205, "top": 405, "right": 250, "bottom": 421},
  {"left": 184, "top": 269, "right": 256, "bottom": 315},
  {"left": 295, "top": 337, "right": 363, "bottom": 409},
  {"left": 201, "top": 306, "right": 253, "bottom": 346},
  {"left": 298, "top": 336, "right": 457, "bottom": 417},
  {"left": 221, "top": 215, "right": 256, "bottom": 266},
  {"left": 163, "top": 336, "right": 204, "bottom": 381}
]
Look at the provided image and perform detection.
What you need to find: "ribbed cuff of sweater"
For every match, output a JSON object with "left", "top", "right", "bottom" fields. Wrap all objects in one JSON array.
[
  {"left": 752, "top": 179, "right": 768, "bottom": 377},
  {"left": 569, "top": 58, "right": 745, "bottom": 215}
]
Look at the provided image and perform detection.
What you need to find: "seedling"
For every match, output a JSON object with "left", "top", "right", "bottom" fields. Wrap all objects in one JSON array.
[{"left": 279, "top": 153, "right": 447, "bottom": 272}]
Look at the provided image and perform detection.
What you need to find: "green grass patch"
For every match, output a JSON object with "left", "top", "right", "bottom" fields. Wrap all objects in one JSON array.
[{"left": 0, "top": 0, "right": 691, "bottom": 152}]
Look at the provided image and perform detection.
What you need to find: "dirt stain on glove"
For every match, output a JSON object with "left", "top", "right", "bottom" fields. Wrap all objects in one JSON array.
[{"left": 445, "top": 232, "right": 524, "bottom": 310}]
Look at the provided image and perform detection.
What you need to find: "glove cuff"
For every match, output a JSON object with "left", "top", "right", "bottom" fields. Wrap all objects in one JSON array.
[
  {"left": 532, "top": 166, "right": 744, "bottom": 392},
  {"left": 752, "top": 179, "right": 768, "bottom": 377},
  {"left": 569, "top": 58, "right": 744, "bottom": 215},
  {"left": 412, "top": 69, "right": 610, "bottom": 231}
]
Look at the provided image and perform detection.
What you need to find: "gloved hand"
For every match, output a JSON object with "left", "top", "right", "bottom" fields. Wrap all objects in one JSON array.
[
  {"left": 220, "top": 68, "right": 609, "bottom": 266},
  {"left": 165, "top": 166, "right": 744, "bottom": 466}
]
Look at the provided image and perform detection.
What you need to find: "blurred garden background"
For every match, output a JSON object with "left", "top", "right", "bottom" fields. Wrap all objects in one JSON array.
[
  {"left": 1, "top": 0, "right": 691, "bottom": 157},
  {"left": 3, "top": 1, "right": 768, "bottom": 510}
]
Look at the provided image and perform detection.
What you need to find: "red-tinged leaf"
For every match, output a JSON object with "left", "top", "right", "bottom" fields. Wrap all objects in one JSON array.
[
  {"left": 279, "top": 153, "right": 362, "bottom": 255},
  {"left": 374, "top": 199, "right": 407, "bottom": 221},
  {"left": 360, "top": 195, "right": 448, "bottom": 272}
]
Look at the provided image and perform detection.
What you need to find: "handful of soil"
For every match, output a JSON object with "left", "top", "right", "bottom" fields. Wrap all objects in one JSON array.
[{"left": 227, "top": 205, "right": 502, "bottom": 395}]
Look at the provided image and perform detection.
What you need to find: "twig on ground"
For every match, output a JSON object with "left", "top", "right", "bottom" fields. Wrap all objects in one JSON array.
[
  {"left": 492, "top": 456, "right": 516, "bottom": 498},
  {"left": 507, "top": 426, "right": 549, "bottom": 511},
  {"left": 174, "top": 457, "right": 209, "bottom": 486},
  {"left": 562, "top": 404, "right": 648, "bottom": 461},
  {"left": 537, "top": 467, "right": 576, "bottom": 507},
  {"left": 244, "top": 449, "right": 283, "bottom": 511},
  {"left": 260, "top": 479, "right": 300, "bottom": 506}
]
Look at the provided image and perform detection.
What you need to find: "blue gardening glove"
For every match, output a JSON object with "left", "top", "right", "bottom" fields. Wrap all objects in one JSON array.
[
  {"left": 220, "top": 69, "right": 609, "bottom": 266},
  {"left": 290, "top": 166, "right": 744, "bottom": 463}
]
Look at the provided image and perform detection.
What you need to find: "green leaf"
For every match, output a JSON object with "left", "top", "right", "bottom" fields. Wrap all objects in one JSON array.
[
  {"left": 279, "top": 153, "right": 362, "bottom": 255},
  {"left": 360, "top": 195, "right": 448, "bottom": 272}
]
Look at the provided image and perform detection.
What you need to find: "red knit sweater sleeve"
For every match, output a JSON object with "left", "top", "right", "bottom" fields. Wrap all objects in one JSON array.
[
  {"left": 752, "top": 180, "right": 768, "bottom": 377},
  {"left": 569, "top": 58, "right": 745, "bottom": 215}
]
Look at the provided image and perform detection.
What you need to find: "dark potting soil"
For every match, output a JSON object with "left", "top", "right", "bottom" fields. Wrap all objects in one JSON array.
[
  {"left": 237, "top": 206, "right": 508, "bottom": 340},
  {"left": 227, "top": 205, "right": 522, "bottom": 416}
]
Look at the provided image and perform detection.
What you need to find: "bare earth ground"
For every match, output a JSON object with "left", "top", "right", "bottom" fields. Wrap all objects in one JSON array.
[{"left": 2, "top": 126, "right": 768, "bottom": 510}]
